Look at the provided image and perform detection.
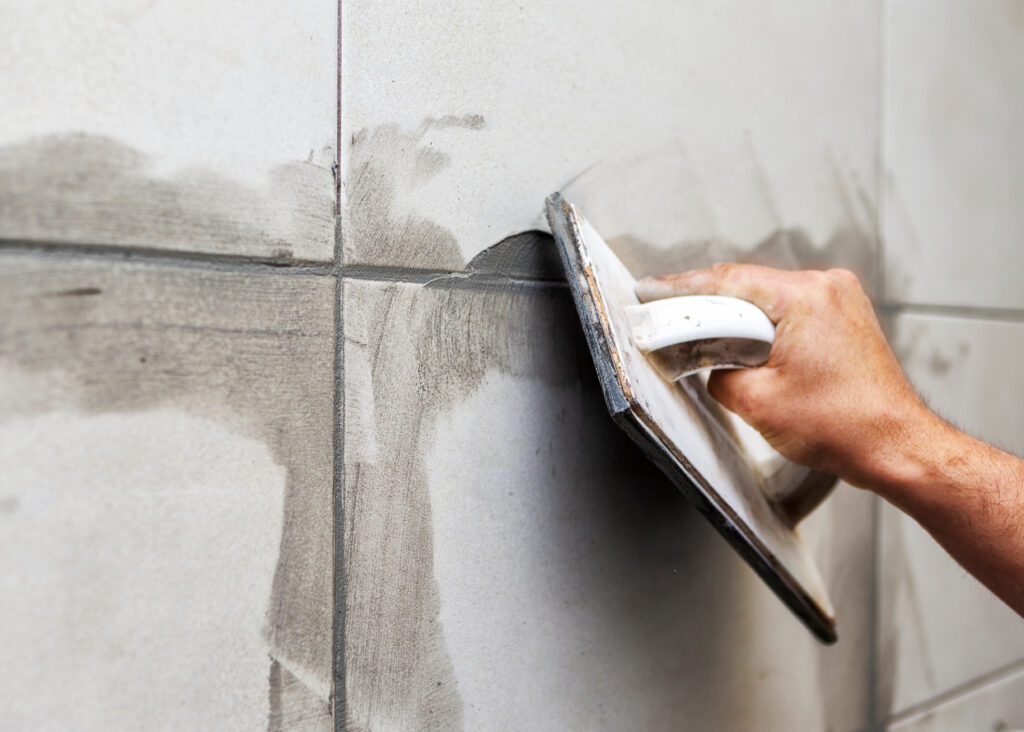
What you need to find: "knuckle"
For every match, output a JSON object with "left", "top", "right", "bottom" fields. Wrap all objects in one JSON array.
[
  {"left": 821, "top": 269, "right": 858, "bottom": 306},
  {"left": 827, "top": 267, "right": 861, "bottom": 290},
  {"left": 708, "top": 262, "right": 736, "bottom": 283},
  {"left": 795, "top": 270, "right": 830, "bottom": 306},
  {"left": 802, "top": 269, "right": 851, "bottom": 307},
  {"left": 810, "top": 269, "right": 831, "bottom": 287}
]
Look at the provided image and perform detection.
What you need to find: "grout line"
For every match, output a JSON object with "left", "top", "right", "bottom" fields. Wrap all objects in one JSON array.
[
  {"left": 0, "top": 239, "right": 336, "bottom": 276},
  {"left": 887, "top": 657, "right": 1024, "bottom": 726},
  {"left": 334, "top": 0, "right": 345, "bottom": 723},
  {"left": 880, "top": 302, "right": 1024, "bottom": 324},
  {"left": 0, "top": 239, "right": 572, "bottom": 288},
  {"left": 339, "top": 264, "right": 465, "bottom": 283},
  {"left": 13, "top": 241, "right": 1024, "bottom": 313},
  {"left": 340, "top": 264, "right": 567, "bottom": 289},
  {"left": 419, "top": 276, "right": 568, "bottom": 292}
]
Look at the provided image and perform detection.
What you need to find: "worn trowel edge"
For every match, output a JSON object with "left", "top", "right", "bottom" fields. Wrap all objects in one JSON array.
[{"left": 545, "top": 193, "right": 837, "bottom": 644}]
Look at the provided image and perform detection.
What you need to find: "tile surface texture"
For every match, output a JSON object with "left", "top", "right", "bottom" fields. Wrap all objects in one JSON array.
[
  {"left": 0, "top": 254, "right": 334, "bottom": 730},
  {"left": 0, "top": 0, "right": 337, "bottom": 261},
  {"left": 342, "top": 276, "right": 874, "bottom": 731},
  {"left": 878, "top": 314, "right": 1024, "bottom": 718},
  {"left": 884, "top": 0, "right": 1024, "bottom": 308},
  {"left": 888, "top": 667, "right": 1024, "bottom": 732},
  {"left": 340, "top": 0, "right": 879, "bottom": 280}
]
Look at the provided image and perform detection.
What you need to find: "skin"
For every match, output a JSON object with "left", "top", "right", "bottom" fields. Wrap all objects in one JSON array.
[{"left": 636, "top": 264, "right": 1024, "bottom": 617}]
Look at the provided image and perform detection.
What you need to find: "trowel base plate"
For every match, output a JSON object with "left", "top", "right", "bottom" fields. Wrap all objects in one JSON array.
[{"left": 546, "top": 193, "right": 836, "bottom": 644}]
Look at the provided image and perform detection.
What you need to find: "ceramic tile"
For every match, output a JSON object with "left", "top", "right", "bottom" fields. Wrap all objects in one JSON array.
[
  {"left": 0, "top": 252, "right": 334, "bottom": 729},
  {"left": 340, "top": 0, "right": 880, "bottom": 284},
  {"left": 0, "top": 0, "right": 336, "bottom": 261},
  {"left": 888, "top": 666, "right": 1024, "bottom": 732},
  {"left": 892, "top": 314, "right": 1024, "bottom": 460},
  {"left": 878, "top": 314, "right": 1024, "bottom": 717},
  {"left": 884, "top": 0, "right": 1024, "bottom": 308},
  {"left": 342, "top": 275, "right": 873, "bottom": 731}
]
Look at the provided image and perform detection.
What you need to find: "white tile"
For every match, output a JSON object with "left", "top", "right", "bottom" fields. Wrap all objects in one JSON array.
[
  {"left": 0, "top": 253, "right": 335, "bottom": 729},
  {"left": 341, "top": 0, "right": 880, "bottom": 280},
  {"left": 893, "top": 314, "right": 1024, "bottom": 451},
  {"left": 879, "top": 314, "right": 1024, "bottom": 716},
  {"left": 343, "top": 276, "right": 873, "bottom": 731},
  {"left": 0, "top": 0, "right": 337, "bottom": 260},
  {"left": 889, "top": 666, "right": 1024, "bottom": 732},
  {"left": 0, "top": 409, "right": 286, "bottom": 730},
  {"left": 884, "top": 0, "right": 1024, "bottom": 308}
]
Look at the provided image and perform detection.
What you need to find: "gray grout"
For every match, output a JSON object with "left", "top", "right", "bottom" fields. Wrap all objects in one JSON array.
[
  {"left": 332, "top": 259, "right": 346, "bottom": 729},
  {"left": 0, "top": 239, "right": 337, "bottom": 276},
  {"left": 0, "top": 239, "right": 573, "bottom": 288},
  {"left": 340, "top": 263, "right": 465, "bottom": 283},
  {"left": 334, "top": 0, "right": 345, "bottom": 723}
]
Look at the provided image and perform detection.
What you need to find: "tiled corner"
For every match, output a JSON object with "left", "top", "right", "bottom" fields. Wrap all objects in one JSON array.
[
  {"left": 0, "top": 1, "right": 337, "bottom": 261},
  {"left": 340, "top": 0, "right": 879, "bottom": 277},
  {"left": 0, "top": 253, "right": 334, "bottom": 729},
  {"left": 878, "top": 314, "right": 1024, "bottom": 717},
  {"left": 888, "top": 666, "right": 1024, "bottom": 732},
  {"left": 883, "top": 0, "right": 1024, "bottom": 308},
  {"left": 342, "top": 275, "right": 873, "bottom": 731}
]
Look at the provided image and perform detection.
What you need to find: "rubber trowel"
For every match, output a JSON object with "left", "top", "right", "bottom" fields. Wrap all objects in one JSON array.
[{"left": 546, "top": 193, "right": 839, "bottom": 643}]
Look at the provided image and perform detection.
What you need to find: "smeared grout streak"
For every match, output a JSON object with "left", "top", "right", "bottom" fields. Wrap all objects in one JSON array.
[
  {"left": 0, "top": 134, "right": 335, "bottom": 262},
  {"left": 341, "top": 281, "right": 463, "bottom": 731},
  {"left": 463, "top": 230, "right": 564, "bottom": 282},
  {"left": 343, "top": 117, "right": 486, "bottom": 272}
]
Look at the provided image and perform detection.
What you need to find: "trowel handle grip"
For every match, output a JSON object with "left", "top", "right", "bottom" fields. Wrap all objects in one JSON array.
[{"left": 626, "top": 295, "right": 775, "bottom": 353}]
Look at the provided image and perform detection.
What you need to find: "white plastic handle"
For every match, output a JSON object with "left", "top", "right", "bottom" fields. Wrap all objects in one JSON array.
[{"left": 625, "top": 295, "right": 775, "bottom": 353}]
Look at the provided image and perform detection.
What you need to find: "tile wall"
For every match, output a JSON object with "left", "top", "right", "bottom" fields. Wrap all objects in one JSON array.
[{"left": 2, "top": 0, "right": 1021, "bottom": 729}]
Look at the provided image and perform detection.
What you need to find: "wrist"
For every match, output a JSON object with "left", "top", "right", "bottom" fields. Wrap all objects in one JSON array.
[
  {"left": 854, "top": 400, "right": 955, "bottom": 502},
  {"left": 867, "top": 406, "right": 975, "bottom": 517}
]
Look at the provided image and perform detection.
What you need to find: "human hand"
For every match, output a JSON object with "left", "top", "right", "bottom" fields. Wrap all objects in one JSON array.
[{"left": 635, "top": 265, "right": 936, "bottom": 490}]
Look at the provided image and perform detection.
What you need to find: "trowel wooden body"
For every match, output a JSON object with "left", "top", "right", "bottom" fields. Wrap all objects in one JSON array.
[{"left": 546, "top": 193, "right": 838, "bottom": 643}]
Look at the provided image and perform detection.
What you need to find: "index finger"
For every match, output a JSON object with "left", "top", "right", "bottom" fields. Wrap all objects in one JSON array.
[{"left": 634, "top": 263, "right": 801, "bottom": 322}]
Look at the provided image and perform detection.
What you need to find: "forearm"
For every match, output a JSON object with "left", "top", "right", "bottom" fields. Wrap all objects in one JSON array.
[{"left": 863, "top": 411, "right": 1024, "bottom": 615}]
